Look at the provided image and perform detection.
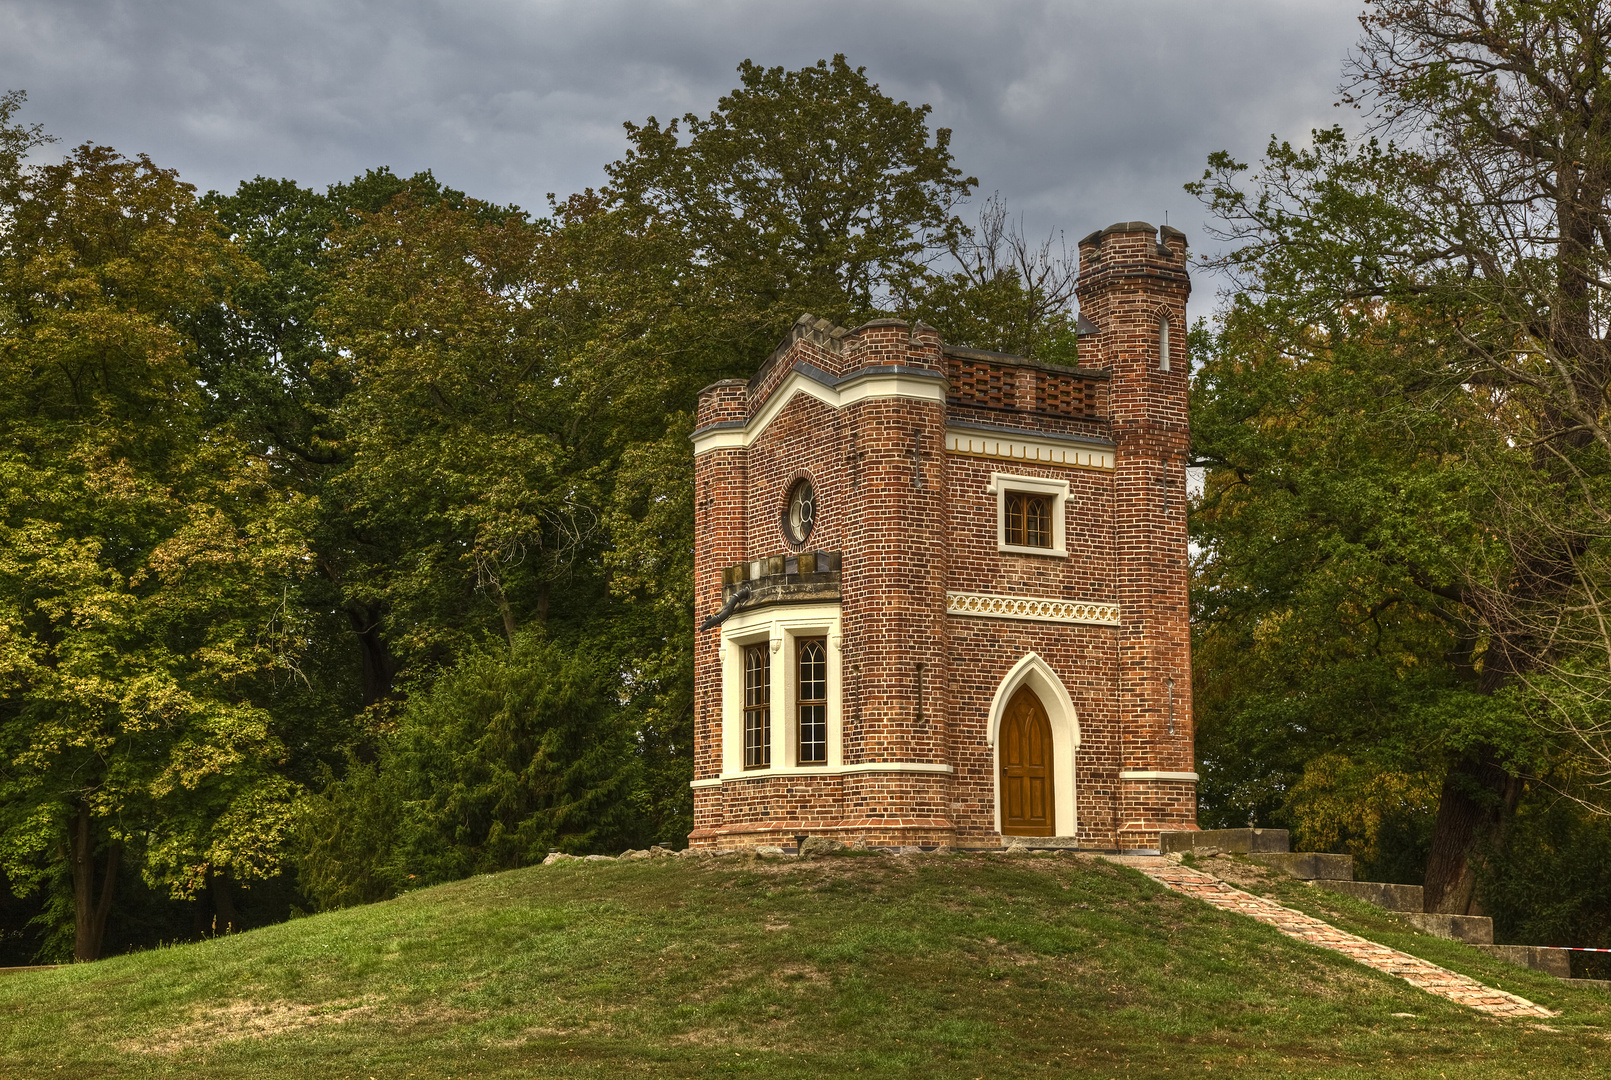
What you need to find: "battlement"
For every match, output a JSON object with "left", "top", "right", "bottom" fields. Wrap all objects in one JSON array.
[{"left": 943, "top": 346, "right": 1110, "bottom": 424}]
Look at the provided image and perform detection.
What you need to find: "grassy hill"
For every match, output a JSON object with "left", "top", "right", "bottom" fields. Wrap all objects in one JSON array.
[{"left": 1, "top": 850, "right": 1608, "bottom": 1079}]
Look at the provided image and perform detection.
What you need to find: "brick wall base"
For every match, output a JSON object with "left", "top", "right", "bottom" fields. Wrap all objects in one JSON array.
[
  {"left": 690, "top": 818, "right": 959, "bottom": 850},
  {"left": 1115, "top": 778, "right": 1199, "bottom": 850}
]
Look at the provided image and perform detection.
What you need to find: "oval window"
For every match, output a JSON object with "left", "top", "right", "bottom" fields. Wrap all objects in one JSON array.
[{"left": 784, "top": 478, "right": 816, "bottom": 546}]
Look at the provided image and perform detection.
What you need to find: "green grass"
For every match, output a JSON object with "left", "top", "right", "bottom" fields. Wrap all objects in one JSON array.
[{"left": 1, "top": 850, "right": 1608, "bottom": 1078}]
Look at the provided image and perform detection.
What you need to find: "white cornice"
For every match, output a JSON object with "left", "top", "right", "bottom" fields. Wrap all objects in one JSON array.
[
  {"left": 1118, "top": 770, "right": 1200, "bottom": 782},
  {"left": 690, "top": 761, "right": 954, "bottom": 788},
  {"left": 691, "top": 366, "right": 948, "bottom": 455},
  {"left": 945, "top": 427, "right": 1114, "bottom": 470}
]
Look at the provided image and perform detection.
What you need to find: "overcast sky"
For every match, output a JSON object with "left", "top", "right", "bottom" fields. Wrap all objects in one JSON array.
[{"left": 1, "top": 0, "right": 1365, "bottom": 317}]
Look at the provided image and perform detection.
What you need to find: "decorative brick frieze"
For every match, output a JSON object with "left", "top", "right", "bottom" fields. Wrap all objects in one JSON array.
[
  {"left": 691, "top": 220, "right": 1197, "bottom": 851},
  {"left": 946, "top": 592, "right": 1120, "bottom": 626}
]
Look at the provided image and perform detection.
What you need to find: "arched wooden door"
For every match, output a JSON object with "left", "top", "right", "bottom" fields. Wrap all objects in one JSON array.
[{"left": 1000, "top": 686, "right": 1054, "bottom": 836}]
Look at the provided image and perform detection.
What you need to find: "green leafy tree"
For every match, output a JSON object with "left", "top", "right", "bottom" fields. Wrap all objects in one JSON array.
[
  {"left": 200, "top": 167, "right": 515, "bottom": 711},
  {"left": 295, "top": 634, "right": 636, "bottom": 909},
  {"left": 0, "top": 142, "right": 311, "bottom": 959},
  {"left": 1190, "top": 0, "right": 1611, "bottom": 912},
  {"left": 607, "top": 55, "right": 976, "bottom": 346},
  {"left": 911, "top": 193, "right": 1082, "bottom": 363}
]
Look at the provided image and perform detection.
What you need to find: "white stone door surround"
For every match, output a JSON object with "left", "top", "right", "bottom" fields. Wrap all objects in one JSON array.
[{"left": 986, "top": 652, "right": 1079, "bottom": 839}]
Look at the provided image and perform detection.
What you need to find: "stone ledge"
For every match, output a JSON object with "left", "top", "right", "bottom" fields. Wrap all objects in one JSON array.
[
  {"left": 1249, "top": 852, "right": 1354, "bottom": 881},
  {"left": 1316, "top": 879, "right": 1424, "bottom": 913},
  {"left": 1159, "top": 828, "right": 1289, "bottom": 855},
  {"left": 1472, "top": 944, "right": 1571, "bottom": 978},
  {"left": 1399, "top": 912, "right": 1494, "bottom": 945}
]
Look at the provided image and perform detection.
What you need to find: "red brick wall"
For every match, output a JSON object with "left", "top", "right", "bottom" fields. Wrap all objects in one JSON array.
[{"left": 1078, "top": 223, "right": 1196, "bottom": 845}]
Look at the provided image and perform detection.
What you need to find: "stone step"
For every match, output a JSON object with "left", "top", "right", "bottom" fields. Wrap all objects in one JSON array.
[
  {"left": 1400, "top": 911, "right": 1494, "bottom": 945},
  {"left": 1568, "top": 977, "right": 1611, "bottom": 992},
  {"left": 1003, "top": 836, "right": 1083, "bottom": 850},
  {"left": 1159, "top": 828, "right": 1290, "bottom": 855},
  {"left": 1471, "top": 944, "right": 1571, "bottom": 978},
  {"left": 1249, "top": 851, "right": 1354, "bottom": 881},
  {"left": 1316, "top": 879, "right": 1424, "bottom": 912}
]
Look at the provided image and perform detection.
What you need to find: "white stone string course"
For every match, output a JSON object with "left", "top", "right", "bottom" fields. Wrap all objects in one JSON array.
[
  {"left": 945, "top": 591, "right": 1121, "bottom": 626},
  {"left": 1108, "top": 855, "right": 1557, "bottom": 1019}
]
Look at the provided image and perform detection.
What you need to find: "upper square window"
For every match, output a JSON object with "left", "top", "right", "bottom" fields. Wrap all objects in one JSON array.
[
  {"left": 987, "top": 472, "right": 1070, "bottom": 557},
  {"left": 1005, "top": 491, "right": 1053, "bottom": 548}
]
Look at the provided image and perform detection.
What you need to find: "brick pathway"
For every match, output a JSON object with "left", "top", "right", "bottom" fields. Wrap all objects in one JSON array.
[{"left": 1107, "top": 855, "right": 1556, "bottom": 1019}]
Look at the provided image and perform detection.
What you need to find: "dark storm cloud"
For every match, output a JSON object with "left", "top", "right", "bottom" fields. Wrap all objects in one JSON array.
[{"left": 0, "top": 0, "right": 1363, "bottom": 309}]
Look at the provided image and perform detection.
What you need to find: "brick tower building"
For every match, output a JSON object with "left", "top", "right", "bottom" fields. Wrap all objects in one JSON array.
[{"left": 688, "top": 221, "right": 1196, "bottom": 851}]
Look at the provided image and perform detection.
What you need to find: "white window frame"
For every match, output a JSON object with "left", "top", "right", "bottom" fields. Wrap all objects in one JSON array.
[
  {"left": 720, "top": 604, "right": 843, "bottom": 775},
  {"left": 986, "top": 472, "right": 1070, "bottom": 557}
]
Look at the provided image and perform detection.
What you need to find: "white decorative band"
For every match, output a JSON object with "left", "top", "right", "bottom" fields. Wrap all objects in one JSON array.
[
  {"left": 692, "top": 370, "right": 948, "bottom": 454},
  {"left": 1118, "top": 770, "right": 1200, "bottom": 782},
  {"left": 946, "top": 591, "right": 1120, "bottom": 626},
  {"left": 691, "top": 762, "right": 954, "bottom": 789},
  {"left": 945, "top": 429, "right": 1114, "bottom": 470}
]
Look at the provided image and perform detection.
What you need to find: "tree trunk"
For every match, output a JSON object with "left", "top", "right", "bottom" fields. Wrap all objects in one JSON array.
[
  {"left": 345, "top": 600, "right": 396, "bottom": 707},
  {"left": 69, "top": 804, "right": 119, "bottom": 962},
  {"left": 210, "top": 869, "right": 238, "bottom": 935},
  {"left": 1421, "top": 753, "right": 1521, "bottom": 914}
]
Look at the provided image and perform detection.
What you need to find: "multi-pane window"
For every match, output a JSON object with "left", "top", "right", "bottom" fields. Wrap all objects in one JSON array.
[
  {"left": 1005, "top": 491, "right": 1053, "bottom": 549},
  {"left": 796, "top": 637, "right": 827, "bottom": 765},
  {"left": 743, "top": 643, "right": 771, "bottom": 769}
]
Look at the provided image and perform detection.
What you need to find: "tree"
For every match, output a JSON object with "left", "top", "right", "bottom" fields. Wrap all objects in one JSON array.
[
  {"left": 295, "top": 634, "right": 636, "bottom": 909},
  {"left": 0, "top": 90, "right": 53, "bottom": 205},
  {"left": 606, "top": 55, "right": 976, "bottom": 347},
  {"left": 911, "top": 192, "right": 1082, "bottom": 363},
  {"left": 0, "top": 143, "right": 311, "bottom": 958},
  {"left": 1191, "top": 0, "right": 1611, "bottom": 912},
  {"left": 200, "top": 168, "right": 519, "bottom": 712}
]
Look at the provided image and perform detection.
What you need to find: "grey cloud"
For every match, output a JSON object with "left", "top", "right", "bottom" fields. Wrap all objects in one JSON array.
[{"left": 0, "top": 0, "right": 1365, "bottom": 314}]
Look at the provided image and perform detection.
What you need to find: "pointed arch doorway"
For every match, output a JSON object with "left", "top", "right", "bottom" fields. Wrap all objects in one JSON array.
[{"left": 999, "top": 686, "right": 1054, "bottom": 836}]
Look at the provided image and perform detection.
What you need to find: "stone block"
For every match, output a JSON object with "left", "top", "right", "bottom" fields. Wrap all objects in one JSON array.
[
  {"left": 1567, "top": 978, "right": 1611, "bottom": 992},
  {"left": 798, "top": 836, "right": 846, "bottom": 858},
  {"left": 1316, "top": 879, "right": 1424, "bottom": 912},
  {"left": 1472, "top": 944, "right": 1571, "bottom": 978},
  {"left": 1400, "top": 912, "right": 1494, "bottom": 945},
  {"left": 1249, "top": 852, "right": 1354, "bottom": 880},
  {"left": 1006, "top": 835, "right": 1084, "bottom": 851},
  {"left": 1159, "top": 828, "right": 1289, "bottom": 855}
]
